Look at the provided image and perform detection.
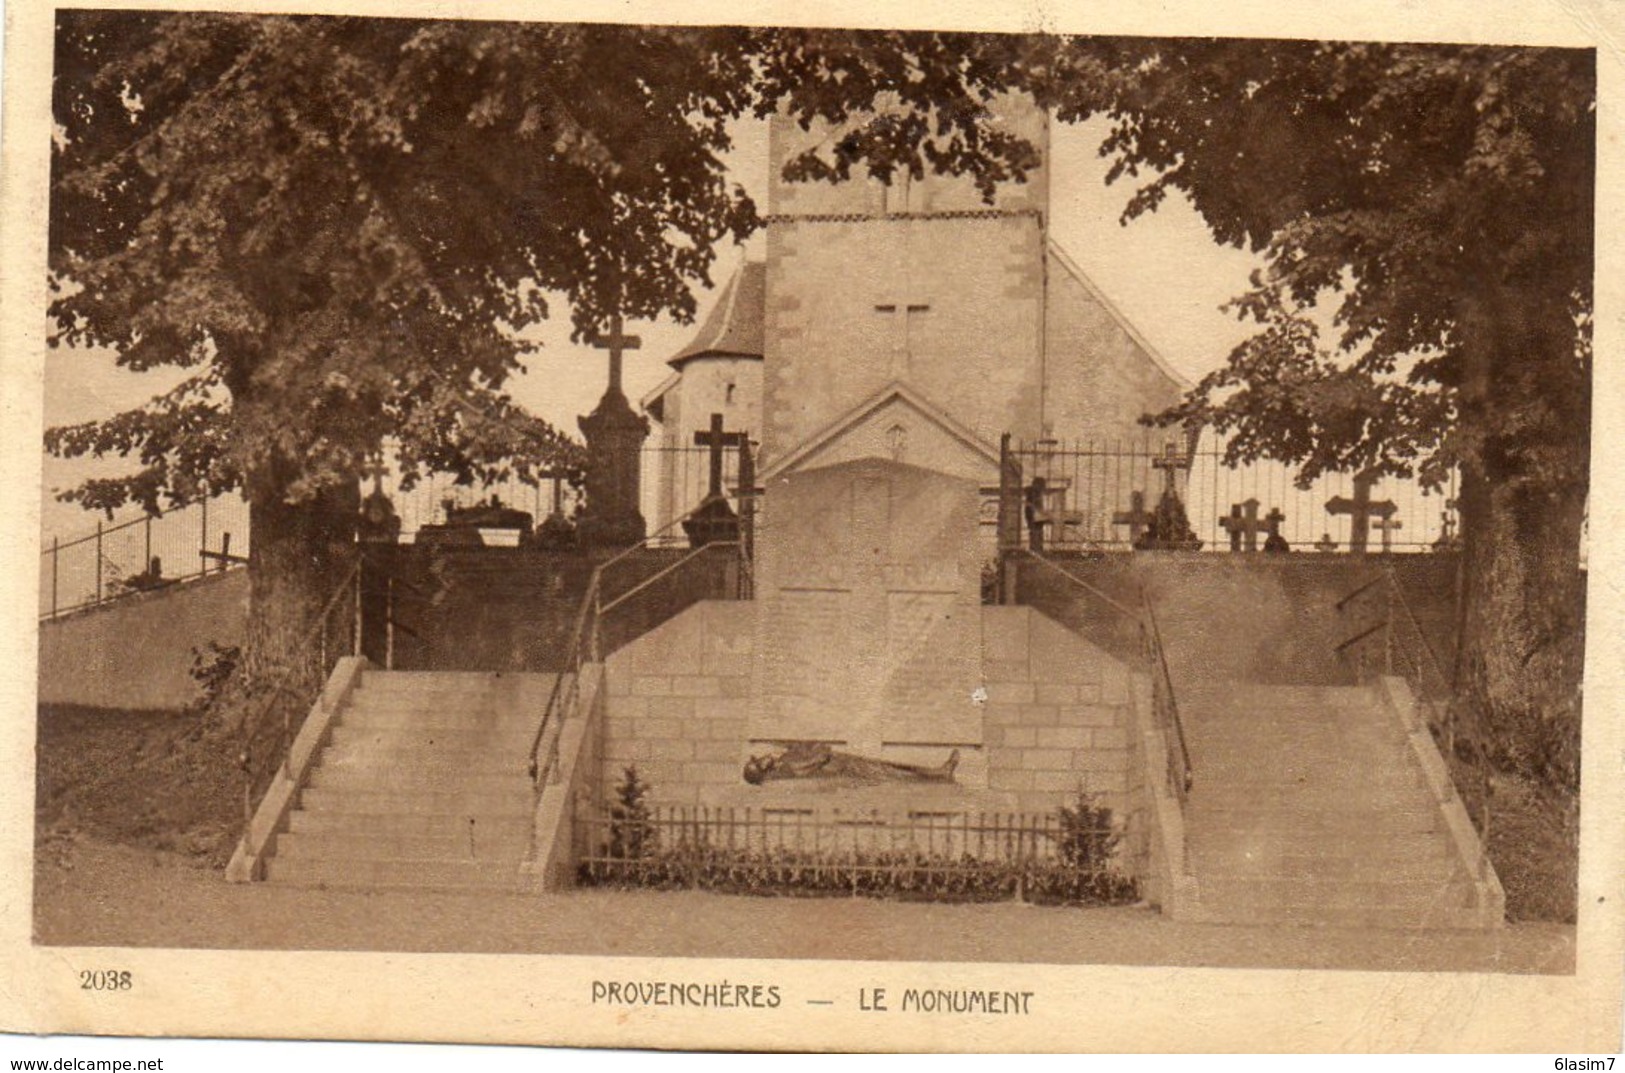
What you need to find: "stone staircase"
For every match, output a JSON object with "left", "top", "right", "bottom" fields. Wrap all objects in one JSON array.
[
  {"left": 264, "top": 670, "right": 555, "bottom": 892},
  {"left": 1179, "top": 681, "right": 1492, "bottom": 929}
]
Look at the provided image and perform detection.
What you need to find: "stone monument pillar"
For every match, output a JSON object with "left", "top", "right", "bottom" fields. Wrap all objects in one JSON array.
[{"left": 577, "top": 315, "right": 649, "bottom": 548}]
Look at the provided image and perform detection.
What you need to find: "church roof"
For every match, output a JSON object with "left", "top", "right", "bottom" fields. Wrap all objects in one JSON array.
[
  {"left": 1046, "top": 240, "right": 1193, "bottom": 392},
  {"left": 668, "top": 261, "right": 765, "bottom": 368}
]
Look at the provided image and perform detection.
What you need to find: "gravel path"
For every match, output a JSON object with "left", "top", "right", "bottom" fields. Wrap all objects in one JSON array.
[{"left": 32, "top": 839, "right": 1574, "bottom": 974}]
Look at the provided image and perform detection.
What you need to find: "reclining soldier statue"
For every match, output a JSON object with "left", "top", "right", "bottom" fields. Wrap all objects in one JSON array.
[{"left": 743, "top": 741, "right": 960, "bottom": 786}]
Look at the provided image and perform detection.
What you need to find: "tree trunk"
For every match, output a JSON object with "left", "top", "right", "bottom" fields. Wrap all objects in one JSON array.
[
  {"left": 242, "top": 477, "right": 361, "bottom": 705},
  {"left": 1453, "top": 283, "right": 1589, "bottom": 792}
]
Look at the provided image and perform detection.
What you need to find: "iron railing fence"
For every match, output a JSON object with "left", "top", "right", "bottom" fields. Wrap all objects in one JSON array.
[
  {"left": 1006, "top": 434, "right": 1460, "bottom": 555},
  {"left": 575, "top": 804, "right": 1144, "bottom": 904},
  {"left": 39, "top": 494, "right": 251, "bottom": 620},
  {"left": 641, "top": 443, "right": 752, "bottom": 548}
]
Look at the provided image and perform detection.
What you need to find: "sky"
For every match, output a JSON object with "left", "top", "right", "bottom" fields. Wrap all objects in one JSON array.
[{"left": 38, "top": 114, "right": 1262, "bottom": 541}]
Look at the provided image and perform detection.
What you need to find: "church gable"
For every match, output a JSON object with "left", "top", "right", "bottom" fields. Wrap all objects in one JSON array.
[
  {"left": 760, "top": 383, "right": 999, "bottom": 484},
  {"left": 1042, "top": 241, "right": 1191, "bottom": 445}
]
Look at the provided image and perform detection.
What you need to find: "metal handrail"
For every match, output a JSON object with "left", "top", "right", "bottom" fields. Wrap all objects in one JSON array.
[
  {"left": 599, "top": 540, "right": 739, "bottom": 617},
  {"left": 1333, "top": 619, "right": 1387, "bottom": 656},
  {"left": 239, "top": 556, "right": 363, "bottom": 833},
  {"left": 1141, "top": 593, "right": 1194, "bottom": 802},
  {"left": 528, "top": 502, "right": 751, "bottom": 788},
  {"left": 1014, "top": 548, "right": 1142, "bottom": 622},
  {"left": 1013, "top": 548, "right": 1193, "bottom": 802},
  {"left": 1335, "top": 564, "right": 1493, "bottom": 858}
]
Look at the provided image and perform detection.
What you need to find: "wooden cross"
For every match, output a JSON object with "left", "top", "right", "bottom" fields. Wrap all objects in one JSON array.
[
  {"left": 1112, "top": 490, "right": 1155, "bottom": 546},
  {"left": 1315, "top": 532, "right": 1338, "bottom": 554},
  {"left": 694, "top": 412, "right": 747, "bottom": 501},
  {"left": 873, "top": 299, "right": 931, "bottom": 380},
  {"left": 587, "top": 313, "right": 641, "bottom": 396},
  {"left": 1218, "top": 498, "right": 1267, "bottom": 552},
  {"left": 1371, "top": 514, "right": 1404, "bottom": 554},
  {"left": 1150, "top": 442, "right": 1191, "bottom": 497},
  {"left": 1324, "top": 469, "right": 1397, "bottom": 554}
]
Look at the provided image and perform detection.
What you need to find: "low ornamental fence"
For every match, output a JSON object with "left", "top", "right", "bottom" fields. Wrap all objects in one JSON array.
[
  {"left": 576, "top": 803, "right": 1142, "bottom": 906},
  {"left": 39, "top": 494, "right": 251, "bottom": 620},
  {"left": 1002, "top": 434, "right": 1461, "bottom": 555}
]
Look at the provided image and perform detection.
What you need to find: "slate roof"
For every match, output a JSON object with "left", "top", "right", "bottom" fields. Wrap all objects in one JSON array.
[{"left": 667, "top": 261, "right": 765, "bottom": 368}]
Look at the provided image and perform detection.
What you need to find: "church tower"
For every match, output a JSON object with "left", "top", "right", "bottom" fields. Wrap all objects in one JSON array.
[
  {"left": 750, "top": 96, "right": 1052, "bottom": 776},
  {"left": 759, "top": 95, "right": 1050, "bottom": 458}
]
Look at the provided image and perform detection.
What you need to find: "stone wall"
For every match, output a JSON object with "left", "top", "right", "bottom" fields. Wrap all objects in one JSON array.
[
  {"left": 364, "top": 545, "right": 738, "bottom": 672},
  {"left": 37, "top": 568, "right": 249, "bottom": 711},
  {"left": 599, "top": 601, "right": 754, "bottom": 805},
  {"left": 1014, "top": 551, "right": 1461, "bottom": 688},
  {"left": 980, "top": 607, "right": 1138, "bottom": 816},
  {"left": 601, "top": 601, "right": 1143, "bottom": 817}
]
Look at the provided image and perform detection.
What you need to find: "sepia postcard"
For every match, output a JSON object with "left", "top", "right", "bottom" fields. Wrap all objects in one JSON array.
[{"left": 1, "top": 0, "right": 1622, "bottom": 1055}]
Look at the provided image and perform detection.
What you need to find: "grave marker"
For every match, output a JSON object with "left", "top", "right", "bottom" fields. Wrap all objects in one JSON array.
[
  {"left": 1112, "top": 490, "right": 1155, "bottom": 546},
  {"left": 1324, "top": 469, "right": 1397, "bottom": 555},
  {"left": 683, "top": 412, "right": 746, "bottom": 547},
  {"left": 1218, "top": 498, "right": 1267, "bottom": 553},
  {"left": 577, "top": 311, "right": 650, "bottom": 547}
]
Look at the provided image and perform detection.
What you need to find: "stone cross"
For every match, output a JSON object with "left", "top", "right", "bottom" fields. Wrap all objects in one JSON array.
[
  {"left": 587, "top": 313, "right": 641, "bottom": 397},
  {"left": 1371, "top": 514, "right": 1404, "bottom": 554},
  {"left": 694, "top": 412, "right": 747, "bottom": 501},
  {"left": 873, "top": 300, "right": 931, "bottom": 380},
  {"left": 1218, "top": 498, "right": 1268, "bottom": 552},
  {"left": 1324, "top": 469, "right": 1397, "bottom": 555},
  {"left": 578, "top": 310, "right": 650, "bottom": 547},
  {"left": 1112, "top": 490, "right": 1155, "bottom": 546},
  {"left": 1263, "top": 507, "right": 1290, "bottom": 553},
  {"left": 1315, "top": 532, "right": 1338, "bottom": 553},
  {"left": 1150, "top": 442, "right": 1191, "bottom": 496}
]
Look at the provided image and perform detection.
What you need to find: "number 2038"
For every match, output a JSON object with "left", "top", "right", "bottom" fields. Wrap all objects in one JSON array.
[{"left": 80, "top": 970, "right": 132, "bottom": 991}]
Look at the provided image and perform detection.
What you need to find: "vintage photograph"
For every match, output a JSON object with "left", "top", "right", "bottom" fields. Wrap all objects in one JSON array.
[{"left": 9, "top": 1, "right": 1622, "bottom": 1052}]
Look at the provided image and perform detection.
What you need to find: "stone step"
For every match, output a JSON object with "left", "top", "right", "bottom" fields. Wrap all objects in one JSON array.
[
  {"left": 1189, "top": 762, "right": 1426, "bottom": 787},
  {"left": 328, "top": 725, "right": 536, "bottom": 752},
  {"left": 264, "top": 855, "right": 526, "bottom": 892},
  {"left": 358, "top": 670, "right": 557, "bottom": 685},
  {"left": 341, "top": 695, "right": 546, "bottom": 712},
  {"left": 317, "top": 746, "right": 532, "bottom": 775},
  {"left": 338, "top": 707, "right": 539, "bottom": 732},
  {"left": 297, "top": 787, "right": 533, "bottom": 817},
  {"left": 1196, "top": 876, "right": 1477, "bottom": 913},
  {"left": 1186, "top": 718, "right": 1403, "bottom": 739},
  {"left": 1184, "top": 899, "right": 1490, "bottom": 930},
  {"left": 305, "top": 767, "right": 534, "bottom": 795},
  {"left": 276, "top": 830, "right": 532, "bottom": 862},
  {"left": 1184, "top": 683, "right": 1371, "bottom": 703},
  {"left": 1189, "top": 783, "right": 1437, "bottom": 811},
  {"left": 1184, "top": 826, "right": 1455, "bottom": 861},
  {"left": 1188, "top": 738, "right": 1409, "bottom": 763},
  {"left": 1187, "top": 805, "right": 1441, "bottom": 836},
  {"left": 287, "top": 810, "right": 535, "bottom": 839},
  {"left": 1189, "top": 849, "right": 1461, "bottom": 883}
]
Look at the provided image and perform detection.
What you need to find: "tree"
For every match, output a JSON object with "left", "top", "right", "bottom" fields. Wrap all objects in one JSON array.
[
  {"left": 1029, "top": 41, "right": 1593, "bottom": 788},
  {"left": 48, "top": 17, "right": 1035, "bottom": 696}
]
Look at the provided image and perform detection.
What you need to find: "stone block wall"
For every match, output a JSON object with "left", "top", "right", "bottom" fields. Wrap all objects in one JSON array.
[
  {"left": 979, "top": 607, "right": 1139, "bottom": 818},
  {"left": 600, "top": 601, "right": 754, "bottom": 805}
]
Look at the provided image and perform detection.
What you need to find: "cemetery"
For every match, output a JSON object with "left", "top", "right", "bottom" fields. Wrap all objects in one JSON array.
[{"left": 34, "top": 25, "right": 1588, "bottom": 957}]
